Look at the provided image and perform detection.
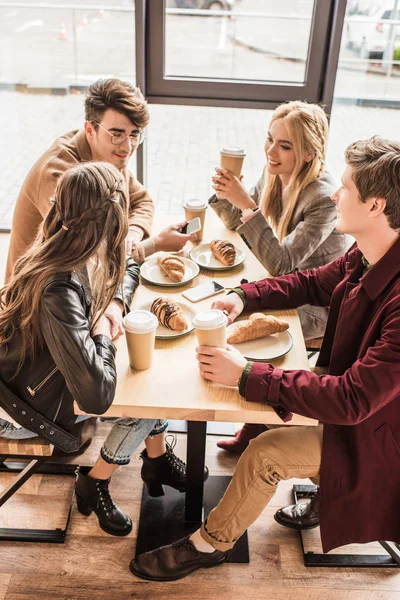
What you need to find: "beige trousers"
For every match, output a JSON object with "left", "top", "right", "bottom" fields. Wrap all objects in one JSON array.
[{"left": 200, "top": 424, "right": 323, "bottom": 551}]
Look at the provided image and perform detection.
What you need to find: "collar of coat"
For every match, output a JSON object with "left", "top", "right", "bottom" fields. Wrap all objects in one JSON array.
[{"left": 348, "top": 235, "right": 400, "bottom": 301}]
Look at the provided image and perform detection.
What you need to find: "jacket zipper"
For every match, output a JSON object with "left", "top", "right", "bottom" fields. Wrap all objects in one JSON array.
[{"left": 27, "top": 366, "right": 59, "bottom": 397}]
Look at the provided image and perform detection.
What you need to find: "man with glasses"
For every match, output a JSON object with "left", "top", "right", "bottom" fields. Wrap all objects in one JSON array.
[{"left": 6, "top": 79, "right": 193, "bottom": 330}]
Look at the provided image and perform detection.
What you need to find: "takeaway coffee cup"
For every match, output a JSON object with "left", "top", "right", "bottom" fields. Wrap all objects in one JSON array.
[
  {"left": 193, "top": 309, "right": 228, "bottom": 348},
  {"left": 220, "top": 146, "right": 246, "bottom": 178},
  {"left": 183, "top": 198, "right": 208, "bottom": 242},
  {"left": 123, "top": 309, "right": 158, "bottom": 370}
]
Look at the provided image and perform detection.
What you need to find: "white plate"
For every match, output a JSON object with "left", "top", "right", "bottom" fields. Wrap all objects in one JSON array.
[
  {"left": 227, "top": 324, "right": 293, "bottom": 361},
  {"left": 189, "top": 242, "right": 245, "bottom": 271},
  {"left": 140, "top": 256, "right": 200, "bottom": 287},
  {"left": 138, "top": 300, "right": 195, "bottom": 339}
]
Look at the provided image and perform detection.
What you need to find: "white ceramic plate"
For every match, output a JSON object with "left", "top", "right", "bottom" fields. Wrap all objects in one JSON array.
[
  {"left": 226, "top": 325, "right": 293, "bottom": 361},
  {"left": 138, "top": 300, "right": 195, "bottom": 339},
  {"left": 140, "top": 256, "right": 200, "bottom": 287},
  {"left": 189, "top": 242, "right": 245, "bottom": 271}
]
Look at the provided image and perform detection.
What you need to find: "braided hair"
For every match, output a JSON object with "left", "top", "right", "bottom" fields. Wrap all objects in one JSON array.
[{"left": 0, "top": 161, "right": 129, "bottom": 374}]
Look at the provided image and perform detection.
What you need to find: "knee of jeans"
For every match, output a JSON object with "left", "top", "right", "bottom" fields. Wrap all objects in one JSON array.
[
  {"left": 148, "top": 420, "right": 168, "bottom": 437},
  {"left": 113, "top": 418, "right": 148, "bottom": 430}
]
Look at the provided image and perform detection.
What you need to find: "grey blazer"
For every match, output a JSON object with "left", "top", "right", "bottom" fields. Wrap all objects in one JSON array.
[{"left": 209, "top": 170, "right": 349, "bottom": 340}]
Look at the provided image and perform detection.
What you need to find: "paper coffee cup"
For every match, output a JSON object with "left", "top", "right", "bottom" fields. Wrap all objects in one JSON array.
[
  {"left": 220, "top": 146, "right": 246, "bottom": 178},
  {"left": 123, "top": 310, "right": 158, "bottom": 370},
  {"left": 193, "top": 309, "right": 228, "bottom": 348},
  {"left": 183, "top": 198, "right": 207, "bottom": 242}
]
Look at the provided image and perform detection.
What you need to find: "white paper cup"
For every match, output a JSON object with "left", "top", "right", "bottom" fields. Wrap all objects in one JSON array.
[{"left": 123, "top": 310, "right": 158, "bottom": 370}]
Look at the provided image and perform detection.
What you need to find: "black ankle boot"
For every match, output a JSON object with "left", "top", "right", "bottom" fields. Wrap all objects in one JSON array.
[
  {"left": 75, "top": 467, "right": 132, "bottom": 536},
  {"left": 140, "top": 436, "right": 209, "bottom": 497}
]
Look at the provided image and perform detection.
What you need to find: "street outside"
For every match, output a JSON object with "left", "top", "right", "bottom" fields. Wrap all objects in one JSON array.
[{"left": 0, "top": 0, "right": 399, "bottom": 98}]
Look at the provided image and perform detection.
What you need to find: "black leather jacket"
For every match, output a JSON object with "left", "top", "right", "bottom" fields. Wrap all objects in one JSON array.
[{"left": 0, "top": 259, "right": 139, "bottom": 452}]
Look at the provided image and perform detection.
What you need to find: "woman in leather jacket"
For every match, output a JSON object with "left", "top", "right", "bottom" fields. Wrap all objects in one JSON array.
[{"left": 0, "top": 162, "right": 204, "bottom": 537}]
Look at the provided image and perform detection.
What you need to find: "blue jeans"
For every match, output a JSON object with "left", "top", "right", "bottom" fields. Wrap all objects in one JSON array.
[{"left": 0, "top": 416, "right": 168, "bottom": 465}]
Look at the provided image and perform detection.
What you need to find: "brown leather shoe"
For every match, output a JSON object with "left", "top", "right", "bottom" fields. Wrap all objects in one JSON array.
[
  {"left": 274, "top": 490, "right": 319, "bottom": 530},
  {"left": 130, "top": 535, "right": 228, "bottom": 581}
]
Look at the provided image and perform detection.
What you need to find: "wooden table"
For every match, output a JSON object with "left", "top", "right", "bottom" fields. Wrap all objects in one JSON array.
[{"left": 80, "top": 211, "right": 317, "bottom": 559}]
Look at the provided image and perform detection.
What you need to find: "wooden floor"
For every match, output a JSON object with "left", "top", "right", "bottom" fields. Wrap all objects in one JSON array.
[{"left": 0, "top": 423, "right": 400, "bottom": 600}]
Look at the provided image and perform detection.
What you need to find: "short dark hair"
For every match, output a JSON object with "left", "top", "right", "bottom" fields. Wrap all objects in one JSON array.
[
  {"left": 345, "top": 136, "right": 400, "bottom": 230},
  {"left": 85, "top": 79, "right": 149, "bottom": 130}
]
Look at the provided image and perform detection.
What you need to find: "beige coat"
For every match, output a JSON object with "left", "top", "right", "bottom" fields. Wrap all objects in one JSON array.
[{"left": 6, "top": 129, "right": 154, "bottom": 280}]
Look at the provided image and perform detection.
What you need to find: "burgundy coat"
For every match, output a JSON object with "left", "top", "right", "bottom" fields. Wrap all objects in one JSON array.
[{"left": 240, "top": 237, "right": 400, "bottom": 552}]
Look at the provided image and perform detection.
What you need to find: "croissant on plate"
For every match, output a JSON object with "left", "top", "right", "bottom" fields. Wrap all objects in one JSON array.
[
  {"left": 157, "top": 254, "right": 186, "bottom": 282},
  {"left": 210, "top": 240, "right": 236, "bottom": 266},
  {"left": 227, "top": 313, "right": 289, "bottom": 344},
  {"left": 151, "top": 297, "right": 188, "bottom": 331}
]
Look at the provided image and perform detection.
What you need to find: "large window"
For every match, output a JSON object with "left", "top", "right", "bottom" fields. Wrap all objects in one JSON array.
[
  {"left": 0, "top": 0, "right": 136, "bottom": 230},
  {"left": 145, "top": 0, "right": 338, "bottom": 107}
]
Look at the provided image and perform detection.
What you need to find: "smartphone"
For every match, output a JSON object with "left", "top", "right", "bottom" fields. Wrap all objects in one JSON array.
[
  {"left": 178, "top": 217, "right": 201, "bottom": 235},
  {"left": 182, "top": 281, "right": 225, "bottom": 303}
]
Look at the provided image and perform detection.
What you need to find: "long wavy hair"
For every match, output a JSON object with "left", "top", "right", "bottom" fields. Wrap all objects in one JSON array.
[
  {"left": 260, "top": 101, "right": 328, "bottom": 241},
  {"left": 0, "top": 161, "right": 129, "bottom": 373}
]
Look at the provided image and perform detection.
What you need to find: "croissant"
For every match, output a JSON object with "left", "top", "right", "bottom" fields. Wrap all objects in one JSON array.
[
  {"left": 157, "top": 254, "right": 186, "bottom": 282},
  {"left": 210, "top": 240, "right": 236, "bottom": 266},
  {"left": 151, "top": 297, "right": 188, "bottom": 331},
  {"left": 227, "top": 313, "right": 289, "bottom": 344}
]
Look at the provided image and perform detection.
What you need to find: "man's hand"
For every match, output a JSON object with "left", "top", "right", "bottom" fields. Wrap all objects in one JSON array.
[
  {"left": 153, "top": 222, "right": 196, "bottom": 253},
  {"left": 104, "top": 300, "right": 125, "bottom": 340},
  {"left": 212, "top": 293, "right": 244, "bottom": 325},
  {"left": 125, "top": 229, "right": 142, "bottom": 257},
  {"left": 196, "top": 345, "right": 247, "bottom": 386},
  {"left": 212, "top": 167, "right": 256, "bottom": 210}
]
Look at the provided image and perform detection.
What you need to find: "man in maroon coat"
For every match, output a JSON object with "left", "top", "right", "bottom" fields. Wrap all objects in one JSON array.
[{"left": 130, "top": 136, "right": 400, "bottom": 581}]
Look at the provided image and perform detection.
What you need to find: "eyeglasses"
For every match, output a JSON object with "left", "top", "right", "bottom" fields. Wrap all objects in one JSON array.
[{"left": 92, "top": 121, "right": 146, "bottom": 146}]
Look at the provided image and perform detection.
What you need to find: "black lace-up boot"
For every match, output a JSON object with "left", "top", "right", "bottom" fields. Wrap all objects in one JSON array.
[
  {"left": 75, "top": 467, "right": 132, "bottom": 536},
  {"left": 140, "top": 435, "right": 209, "bottom": 497}
]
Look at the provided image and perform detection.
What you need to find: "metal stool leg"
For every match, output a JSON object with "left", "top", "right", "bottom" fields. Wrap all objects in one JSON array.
[{"left": 0, "top": 453, "right": 76, "bottom": 543}]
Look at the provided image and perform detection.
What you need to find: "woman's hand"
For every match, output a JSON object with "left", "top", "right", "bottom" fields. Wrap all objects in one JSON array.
[
  {"left": 212, "top": 168, "right": 256, "bottom": 210},
  {"left": 196, "top": 345, "right": 247, "bottom": 386},
  {"left": 212, "top": 293, "right": 244, "bottom": 325},
  {"left": 153, "top": 222, "right": 196, "bottom": 252},
  {"left": 92, "top": 314, "right": 113, "bottom": 339}
]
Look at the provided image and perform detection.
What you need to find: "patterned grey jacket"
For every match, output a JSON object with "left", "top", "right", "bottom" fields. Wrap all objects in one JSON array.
[{"left": 209, "top": 170, "right": 349, "bottom": 339}]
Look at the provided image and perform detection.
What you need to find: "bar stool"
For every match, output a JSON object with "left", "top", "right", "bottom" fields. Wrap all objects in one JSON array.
[
  {"left": 293, "top": 485, "right": 400, "bottom": 568},
  {"left": 0, "top": 437, "right": 75, "bottom": 543}
]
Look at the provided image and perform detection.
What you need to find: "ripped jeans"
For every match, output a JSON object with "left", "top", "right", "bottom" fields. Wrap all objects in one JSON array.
[{"left": 0, "top": 416, "right": 168, "bottom": 466}]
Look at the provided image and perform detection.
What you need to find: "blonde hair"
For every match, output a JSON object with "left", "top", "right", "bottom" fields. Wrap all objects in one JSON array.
[
  {"left": 0, "top": 161, "right": 129, "bottom": 375},
  {"left": 260, "top": 101, "right": 328, "bottom": 241}
]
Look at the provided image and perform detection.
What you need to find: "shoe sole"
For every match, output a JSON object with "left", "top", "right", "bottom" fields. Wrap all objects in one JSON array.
[
  {"left": 99, "top": 522, "right": 133, "bottom": 537},
  {"left": 273, "top": 514, "right": 319, "bottom": 530},
  {"left": 129, "top": 555, "right": 228, "bottom": 581}
]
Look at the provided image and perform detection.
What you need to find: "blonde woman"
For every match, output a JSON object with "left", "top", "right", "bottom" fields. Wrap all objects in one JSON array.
[
  {"left": 0, "top": 162, "right": 206, "bottom": 538},
  {"left": 210, "top": 101, "right": 348, "bottom": 453}
]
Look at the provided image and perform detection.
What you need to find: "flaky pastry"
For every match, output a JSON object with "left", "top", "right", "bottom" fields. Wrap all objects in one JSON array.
[
  {"left": 210, "top": 240, "right": 236, "bottom": 266},
  {"left": 151, "top": 297, "right": 188, "bottom": 331},
  {"left": 157, "top": 254, "right": 186, "bottom": 282},
  {"left": 227, "top": 313, "right": 289, "bottom": 344}
]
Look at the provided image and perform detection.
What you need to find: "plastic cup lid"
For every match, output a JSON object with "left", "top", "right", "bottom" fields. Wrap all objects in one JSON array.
[
  {"left": 183, "top": 198, "right": 208, "bottom": 210},
  {"left": 123, "top": 310, "right": 158, "bottom": 334},
  {"left": 193, "top": 309, "right": 228, "bottom": 330},
  {"left": 220, "top": 146, "right": 245, "bottom": 157}
]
